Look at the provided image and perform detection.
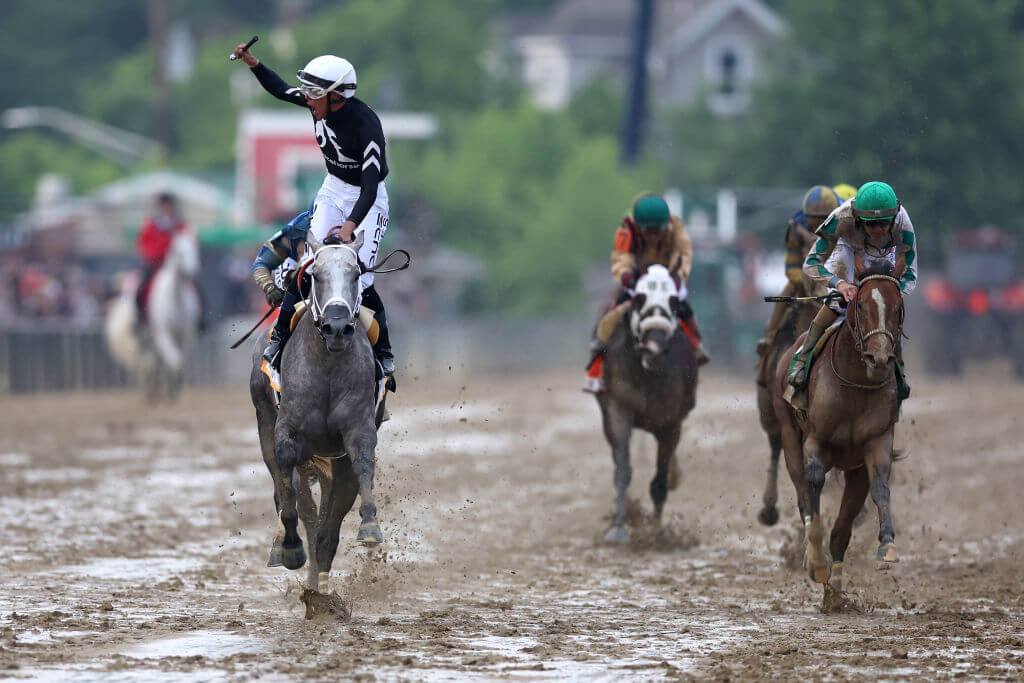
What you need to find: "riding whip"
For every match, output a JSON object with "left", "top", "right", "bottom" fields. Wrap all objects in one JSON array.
[
  {"left": 229, "top": 304, "right": 278, "bottom": 349},
  {"left": 764, "top": 292, "right": 844, "bottom": 305},
  {"left": 228, "top": 35, "right": 259, "bottom": 61}
]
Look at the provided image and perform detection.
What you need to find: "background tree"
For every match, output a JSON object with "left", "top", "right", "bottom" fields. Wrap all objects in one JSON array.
[{"left": 668, "top": 0, "right": 1024, "bottom": 234}]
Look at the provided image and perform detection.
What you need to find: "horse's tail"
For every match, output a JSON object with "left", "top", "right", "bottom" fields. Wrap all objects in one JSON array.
[{"left": 105, "top": 295, "right": 140, "bottom": 370}]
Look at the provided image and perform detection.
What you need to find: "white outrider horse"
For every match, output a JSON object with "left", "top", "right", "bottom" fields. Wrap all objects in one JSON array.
[{"left": 106, "top": 230, "right": 201, "bottom": 401}]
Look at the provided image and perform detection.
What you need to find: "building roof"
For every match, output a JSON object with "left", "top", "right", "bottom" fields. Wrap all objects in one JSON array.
[{"left": 502, "top": 0, "right": 783, "bottom": 57}]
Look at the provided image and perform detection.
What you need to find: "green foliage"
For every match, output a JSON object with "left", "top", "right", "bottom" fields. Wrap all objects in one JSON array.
[
  {"left": 0, "top": 0, "right": 148, "bottom": 113},
  {"left": 267, "top": 0, "right": 499, "bottom": 112},
  {"left": 405, "top": 105, "right": 659, "bottom": 313},
  {"left": 670, "top": 0, "right": 1024, "bottom": 233},
  {"left": 0, "top": 134, "right": 122, "bottom": 219}
]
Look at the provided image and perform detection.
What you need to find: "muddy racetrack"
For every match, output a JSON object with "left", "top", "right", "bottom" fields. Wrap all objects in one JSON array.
[{"left": 1, "top": 370, "right": 1023, "bottom": 679}]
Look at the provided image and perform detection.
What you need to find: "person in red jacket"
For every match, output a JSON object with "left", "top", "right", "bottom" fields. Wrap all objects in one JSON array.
[{"left": 134, "top": 193, "right": 201, "bottom": 326}]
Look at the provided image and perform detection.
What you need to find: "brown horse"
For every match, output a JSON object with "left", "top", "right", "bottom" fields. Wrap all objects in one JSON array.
[
  {"left": 755, "top": 294, "right": 819, "bottom": 526},
  {"left": 772, "top": 274, "right": 904, "bottom": 594}
]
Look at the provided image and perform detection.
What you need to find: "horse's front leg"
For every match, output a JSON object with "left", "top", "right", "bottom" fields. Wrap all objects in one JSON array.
[
  {"left": 295, "top": 467, "right": 321, "bottom": 588},
  {"left": 865, "top": 433, "right": 898, "bottom": 564},
  {"left": 802, "top": 436, "right": 832, "bottom": 583},
  {"left": 650, "top": 424, "right": 681, "bottom": 526},
  {"left": 314, "top": 456, "right": 360, "bottom": 591},
  {"left": 347, "top": 427, "right": 382, "bottom": 545},
  {"left": 274, "top": 425, "right": 307, "bottom": 570},
  {"left": 827, "top": 466, "right": 870, "bottom": 592},
  {"left": 602, "top": 403, "right": 633, "bottom": 543}
]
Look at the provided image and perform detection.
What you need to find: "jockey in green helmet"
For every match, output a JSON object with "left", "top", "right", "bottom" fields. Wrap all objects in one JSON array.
[{"left": 784, "top": 181, "right": 917, "bottom": 409}]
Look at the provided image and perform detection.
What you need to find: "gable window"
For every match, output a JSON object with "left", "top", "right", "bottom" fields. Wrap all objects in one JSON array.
[{"left": 704, "top": 36, "right": 752, "bottom": 116}]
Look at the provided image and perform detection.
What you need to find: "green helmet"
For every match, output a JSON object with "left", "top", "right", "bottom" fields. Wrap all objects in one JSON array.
[
  {"left": 633, "top": 194, "right": 670, "bottom": 230},
  {"left": 853, "top": 181, "right": 899, "bottom": 221},
  {"left": 802, "top": 185, "right": 840, "bottom": 218}
]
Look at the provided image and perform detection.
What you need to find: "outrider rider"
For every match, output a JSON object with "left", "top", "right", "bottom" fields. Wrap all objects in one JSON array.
[
  {"left": 135, "top": 192, "right": 205, "bottom": 329},
  {"left": 785, "top": 181, "right": 917, "bottom": 409},
  {"left": 585, "top": 194, "right": 709, "bottom": 393},
  {"left": 233, "top": 41, "right": 395, "bottom": 380}
]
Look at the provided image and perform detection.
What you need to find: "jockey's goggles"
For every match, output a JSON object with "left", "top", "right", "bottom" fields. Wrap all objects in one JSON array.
[
  {"left": 296, "top": 70, "right": 356, "bottom": 99},
  {"left": 852, "top": 202, "right": 900, "bottom": 222}
]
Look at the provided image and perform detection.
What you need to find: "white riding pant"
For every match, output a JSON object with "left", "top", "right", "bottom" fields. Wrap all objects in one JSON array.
[{"left": 309, "top": 175, "right": 390, "bottom": 288}]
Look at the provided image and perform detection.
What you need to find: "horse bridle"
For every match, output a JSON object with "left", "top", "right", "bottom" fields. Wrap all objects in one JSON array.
[
  {"left": 302, "top": 244, "right": 360, "bottom": 327},
  {"left": 848, "top": 274, "right": 902, "bottom": 353},
  {"left": 830, "top": 274, "right": 902, "bottom": 389},
  {"left": 299, "top": 244, "right": 412, "bottom": 338}
]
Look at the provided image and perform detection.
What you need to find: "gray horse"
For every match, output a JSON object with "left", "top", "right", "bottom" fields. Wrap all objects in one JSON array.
[
  {"left": 250, "top": 233, "right": 382, "bottom": 592},
  {"left": 596, "top": 265, "right": 699, "bottom": 543}
]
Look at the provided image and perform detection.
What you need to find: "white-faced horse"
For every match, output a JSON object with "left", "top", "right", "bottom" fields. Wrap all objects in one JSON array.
[
  {"left": 595, "top": 265, "right": 700, "bottom": 542},
  {"left": 106, "top": 230, "right": 201, "bottom": 401}
]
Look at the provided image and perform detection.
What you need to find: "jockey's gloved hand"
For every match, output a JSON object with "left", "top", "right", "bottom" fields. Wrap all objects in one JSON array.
[
  {"left": 262, "top": 280, "right": 285, "bottom": 307},
  {"left": 621, "top": 271, "right": 637, "bottom": 289}
]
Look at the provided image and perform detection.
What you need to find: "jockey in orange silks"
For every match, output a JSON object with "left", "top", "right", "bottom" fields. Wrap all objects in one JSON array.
[{"left": 585, "top": 194, "right": 709, "bottom": 393}]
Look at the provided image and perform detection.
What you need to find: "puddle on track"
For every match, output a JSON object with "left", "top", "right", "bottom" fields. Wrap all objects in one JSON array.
[{"left": 122, "top": 630, "right": 268, "bottom": 659}]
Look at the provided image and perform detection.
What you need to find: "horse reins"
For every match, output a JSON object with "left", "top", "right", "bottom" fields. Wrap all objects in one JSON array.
[{"left": 829, "top": 274, "right": 901, "bottom": 390}]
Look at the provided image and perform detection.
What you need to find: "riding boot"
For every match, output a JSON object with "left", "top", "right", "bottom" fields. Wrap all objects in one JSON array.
[
  {"left": 787, "top": 320, "right": 829, "bottom": 389},
  {"left": 584, "top": 338, "right": 606, "bottom": 393},
  {"left": 895, "top": 338, "right": 911, "bottom": 402},
  {"left": 362, "top": 286, "right": 396, "bottom": 389},
  {"left": 264, "top": 294, "right": 297, "bottom": 364},
  {"left": 375, "top": 321, "right": 395, "bottom": 386},
  {"left": 676, "top": 300, "right": 710, "bottom": 366},
  {"left": 135, "top": 266, "right": 154, "bottom": 333}
]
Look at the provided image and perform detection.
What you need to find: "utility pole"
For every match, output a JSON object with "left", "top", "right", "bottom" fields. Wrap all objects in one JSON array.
[
  {"left": 148, "top": 0, "right": 174, "bottom": 153},
  {"left": 621, "top": 0, "right": 653, "bottom": 165}
]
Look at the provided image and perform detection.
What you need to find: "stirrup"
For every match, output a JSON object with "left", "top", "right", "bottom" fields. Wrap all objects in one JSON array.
[{"left": 263, "top": 332, "right": 283, "bottom": 363}]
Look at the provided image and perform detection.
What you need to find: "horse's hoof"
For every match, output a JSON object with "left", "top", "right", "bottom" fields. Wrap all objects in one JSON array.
[
  {"left": 828, "top": 562, "right": 844, "bottom": 593},
  {"left": 758, "top": 506, "right": 779, "bottom": 526},
  {"left": 267, "top": 534, "right": 284, "bottom": 567},
  {"left": 604, "top": 526, "right": 629, "bottom": 544},
  {"left": 356, "top": 522, "right": 382, "bottom": 546},
  {"left": 807, "top": 562, "right": 830, "bottom": 584},
  {"left": 281, "top": 542, "right": 306, "bottom": 570},
  {"left": 876, "top": 542, "right": 899, "bottom": 564}
]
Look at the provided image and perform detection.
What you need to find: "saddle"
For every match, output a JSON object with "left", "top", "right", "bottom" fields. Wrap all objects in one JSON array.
[
  {"left": 781, "top": 318, "right": 844, "bottom": 409},
  {"left": 286, "top": 301, "right": 380, "bottom": 345}
]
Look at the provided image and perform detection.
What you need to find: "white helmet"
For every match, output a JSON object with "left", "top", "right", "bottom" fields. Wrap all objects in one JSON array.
[{"left": 296, "top": 55, "right": 356, "bottom": 99}]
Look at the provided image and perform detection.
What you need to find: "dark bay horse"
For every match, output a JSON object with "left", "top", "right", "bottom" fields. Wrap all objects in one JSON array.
[
  {"left": 772, "top": 274, "right": 904, "bottom": 594},
  {"left": 755, "top": 291, "right": 819, "bottom": 526},
  {"left": 596, "top": 265, "right": 699, "bottom": 543},
  {"left": 250, "top": 232, "right": 382, "bottom": 594}
]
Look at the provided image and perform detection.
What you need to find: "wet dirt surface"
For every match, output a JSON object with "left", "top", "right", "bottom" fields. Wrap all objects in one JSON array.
[{"left": 1, "top": 370, "right": 1023, "bottom": 680}]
